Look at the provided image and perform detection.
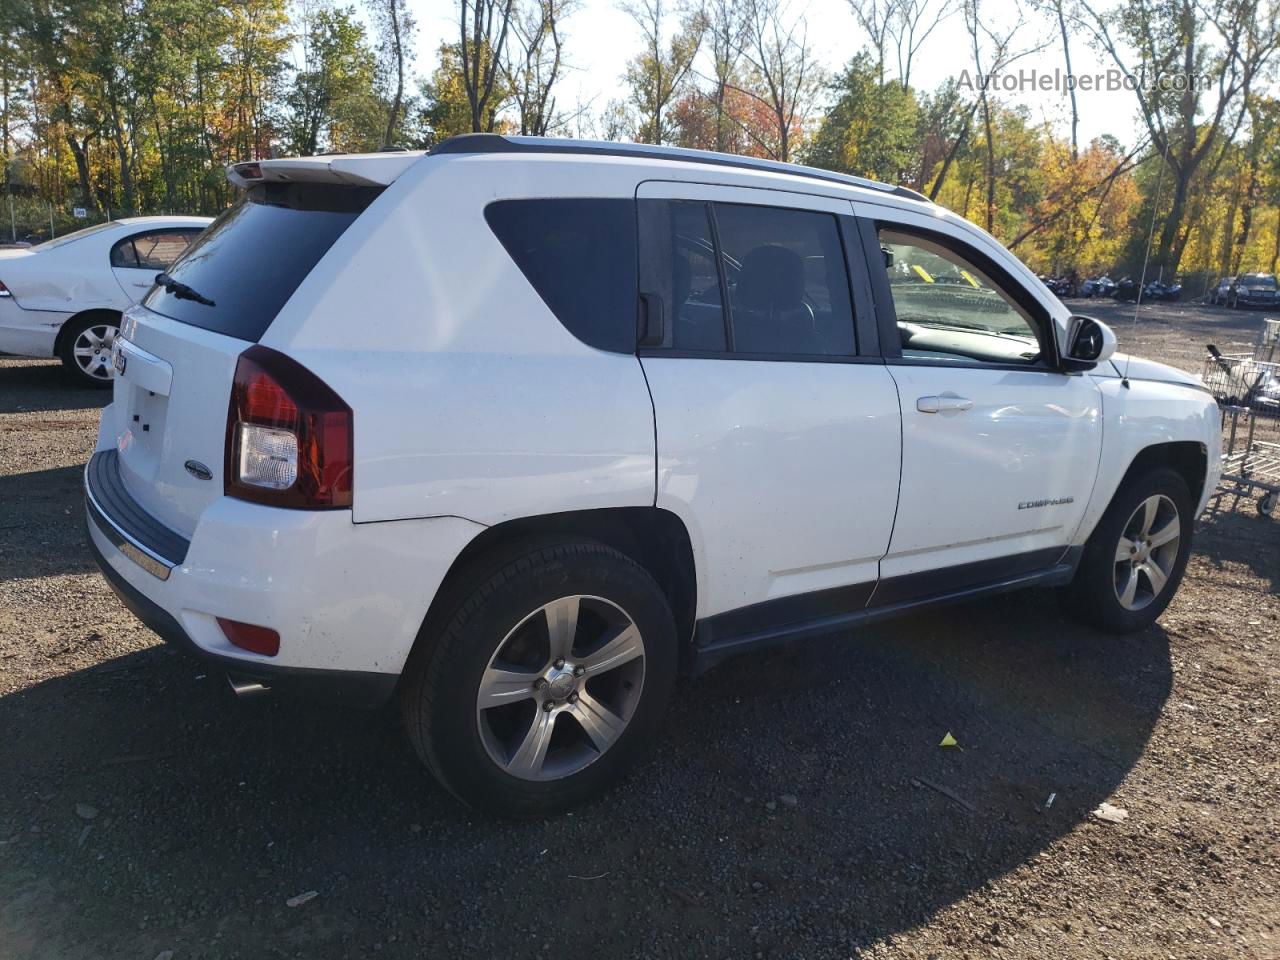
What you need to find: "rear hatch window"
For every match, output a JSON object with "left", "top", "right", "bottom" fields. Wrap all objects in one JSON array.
[{"left": 142, "top": 182, "right": 382, "bottom": 342}]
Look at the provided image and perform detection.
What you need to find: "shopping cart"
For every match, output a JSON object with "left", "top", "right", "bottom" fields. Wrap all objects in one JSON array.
[
  {"left": 1258, "top": 318, "right": 1280, "bottom": 363},
  {"left": 1202, "top": 345, "right": 1280, "bottom": 518}
]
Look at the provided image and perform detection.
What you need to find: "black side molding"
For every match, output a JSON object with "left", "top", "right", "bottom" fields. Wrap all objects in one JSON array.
[{"left": 687, "top": 547, "right": 1082, "bottom": 675}]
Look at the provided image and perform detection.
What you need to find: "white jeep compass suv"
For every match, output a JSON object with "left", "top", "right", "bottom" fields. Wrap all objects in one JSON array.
[{"left": 86, "top": 136, "right": 1222, "bottom": 816}]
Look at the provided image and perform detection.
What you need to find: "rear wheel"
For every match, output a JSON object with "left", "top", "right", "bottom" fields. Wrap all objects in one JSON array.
[
  {"left": 400, "top": 539, "right": 677, "bottom": 817},
  {"left": 1060, "top": 468, "right": 1194, "bottom": 633},
  {"left": 58, "top": 314, "right": 119, "bottom": 388}
]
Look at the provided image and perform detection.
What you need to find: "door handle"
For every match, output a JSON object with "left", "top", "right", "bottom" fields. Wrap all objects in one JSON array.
[{"left": 917, "top": 395, "right": 973, "bottom": 414}]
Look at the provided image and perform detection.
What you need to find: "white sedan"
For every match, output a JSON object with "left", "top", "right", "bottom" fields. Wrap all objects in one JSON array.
[{"left": 0, "top": 216, "right": 211, "bottom": 386}]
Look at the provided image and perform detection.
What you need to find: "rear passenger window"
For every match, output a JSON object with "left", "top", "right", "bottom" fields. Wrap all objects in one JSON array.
[
  {"left": 112, "top": 231, "right": 199, "bottom": 270},
  {"left": 485, "top": 199, "right": 638, "bottom": 353},
  {"left": 638, "top": 200, "right": 856, "bottom": 358}
]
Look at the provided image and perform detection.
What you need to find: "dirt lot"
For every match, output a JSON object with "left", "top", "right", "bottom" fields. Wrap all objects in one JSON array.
[{"left": 1, "top": 300, "right": 1277, "bottom": 960}]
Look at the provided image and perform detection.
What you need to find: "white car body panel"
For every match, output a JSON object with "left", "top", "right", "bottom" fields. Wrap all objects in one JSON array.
[
  {"left": 881, "top": 363, "right": 1103, "bottom": 577},
  {"left": 263, "top": 155, "right": 657, "bottom": 526},
  {"left": 93, "top": 411, "right": 480, "bottom": 675},
  {"left": 86, "top": 142, "right": 1223, "bottom": 686},
  {"left": 1075, "top": 375, "right": 1222, "bottom": 538},
  {"left": 849, "top": 200, "right": 1105, "bottom": 578},
  {"left": 634, "top": 181, "right": 901, "bottom": 619},
  {"left": 0, "top": 217, "right": 210, "bottom": 359}
]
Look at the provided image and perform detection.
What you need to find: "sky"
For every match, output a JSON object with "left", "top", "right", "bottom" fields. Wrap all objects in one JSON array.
[{"left": 403, "top": 0, "right": 1142, "bottom": 148}]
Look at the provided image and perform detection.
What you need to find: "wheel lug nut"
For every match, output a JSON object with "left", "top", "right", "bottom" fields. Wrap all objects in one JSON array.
[
  {"left": 554, "top": 659, "right": 565, "bottom": 669},
  {"left": 534, "top": 678, "right": 547, "bottom": 690},
  {"left": 543, "top": 701, "right": 555, "bottom": 712},
  {"left": 568, "top": 692, "right": 579, "bottom": 703},
  {"left": 573, "top": 665, "right": 585, "bottom": 677}
]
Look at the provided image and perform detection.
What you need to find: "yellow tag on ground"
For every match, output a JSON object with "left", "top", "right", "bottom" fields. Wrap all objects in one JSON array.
[{"left": 939, "top": 732, "right": 958, "bottom": 748}]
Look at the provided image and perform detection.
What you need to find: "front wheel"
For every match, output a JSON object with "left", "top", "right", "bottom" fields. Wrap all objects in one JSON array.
[
  {"left": 400, "top": 540, "right": 677, "bottom": 817},
  {"left": 1060, "top": 468, "right": 1194, "bottom": 633},
  {"left": 58, "top": 314, "right": 119, "bottom": 388}
]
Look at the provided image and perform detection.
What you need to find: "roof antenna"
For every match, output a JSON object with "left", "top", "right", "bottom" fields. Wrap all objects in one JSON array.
[{"left": 1124, "top": 136, "right": 1173, "bottom": 388}]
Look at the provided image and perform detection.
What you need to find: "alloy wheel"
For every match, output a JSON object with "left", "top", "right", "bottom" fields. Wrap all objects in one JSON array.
[
  {"left": 72, "top": 324, "right": 118, "bottom": 381},
  {"left": 476, "top": 595, "right": 646, "bottom": 781},
  {"left": 1113, "top": 494, "right": 1181, "bottom": 611}
]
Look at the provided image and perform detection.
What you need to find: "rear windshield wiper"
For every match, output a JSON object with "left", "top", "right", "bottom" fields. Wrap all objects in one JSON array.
[{"left": 155, "top": 272, "right": 215, "bottom": 307}]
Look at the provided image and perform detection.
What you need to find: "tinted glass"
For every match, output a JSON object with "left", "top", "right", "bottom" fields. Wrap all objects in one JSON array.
[
  {"left": 143, "top": 183, "right": 380, "bottom": 342},
  {"left": 111, "top": 230, "right": 200, "bottom": 270},
  {"left": 485, "top": 199, "right": 638, "bottom": 353},
  {"left": 879, "top": 229, "right": 1041, "bottom": 365},
  {"left": 713, "top": 203, "right": 855, "bottom": 356}
]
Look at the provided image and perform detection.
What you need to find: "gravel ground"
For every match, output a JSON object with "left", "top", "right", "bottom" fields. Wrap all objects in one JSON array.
[{"left": 1, "top": 300, "right": 1277, "bottom": 960}]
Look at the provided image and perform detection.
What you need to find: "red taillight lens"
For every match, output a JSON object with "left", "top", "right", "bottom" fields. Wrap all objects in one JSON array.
[
  {"left": 225, "top": 345, "right": 352, "bottom": 509},
  {"left": 0, "top": 279, "right": 11, "bottom": 297},
  {"left": 217, "top": 617, "right": 280, "bottom": 657}
]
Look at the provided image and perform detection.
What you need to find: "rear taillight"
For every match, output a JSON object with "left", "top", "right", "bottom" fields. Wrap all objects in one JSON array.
[
  {"left": 0, "top": 279, "right": 11, "bottom": 297},
  {"left": 225, "top": 345, "right": 352, "bottom": 509}
]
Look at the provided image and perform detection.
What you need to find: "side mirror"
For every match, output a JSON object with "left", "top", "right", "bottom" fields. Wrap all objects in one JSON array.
[{"left": 1061, "top": 315, "right": 1117, "bottom": 371}]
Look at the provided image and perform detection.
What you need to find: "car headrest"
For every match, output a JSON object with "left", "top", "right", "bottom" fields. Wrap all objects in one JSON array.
[{"left": 737, "top": 244, "right": 804, "bottom": 312}]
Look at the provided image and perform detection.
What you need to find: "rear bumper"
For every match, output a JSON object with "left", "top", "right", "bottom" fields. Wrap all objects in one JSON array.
[
  {"left": 84, "top": 445, "right": 485, "bottom": 706},
  {"left": 86, "top": 531, "right": 399, "bottom": 707},
  {"left": 0, "top": 299, "right": 66, "bottom": 358}
]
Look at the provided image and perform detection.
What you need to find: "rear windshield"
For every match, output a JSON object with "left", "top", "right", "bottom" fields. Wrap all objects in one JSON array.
[{"left": 143, "top": 182, "right": 381, "bottom": 342}]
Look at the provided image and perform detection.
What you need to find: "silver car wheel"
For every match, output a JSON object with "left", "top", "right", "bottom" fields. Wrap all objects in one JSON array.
[
  {"left": 72, "top": 323, "right": 118, "bottom": 380},
  {"left": 476, "top": 595, "right": 646, "bottom": 782},
  {"left": 1113, "top": 494, "right": 1181, "bottom": 611}
]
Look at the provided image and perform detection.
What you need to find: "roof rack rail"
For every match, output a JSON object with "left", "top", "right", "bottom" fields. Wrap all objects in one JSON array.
[{"left": 429, "top": 134, "right": 929, "bottom": 204}]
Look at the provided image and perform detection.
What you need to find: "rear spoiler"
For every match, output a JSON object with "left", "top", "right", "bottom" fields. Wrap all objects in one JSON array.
[{"left": 226, "top": 151, "right": 426, "bottom": 189}]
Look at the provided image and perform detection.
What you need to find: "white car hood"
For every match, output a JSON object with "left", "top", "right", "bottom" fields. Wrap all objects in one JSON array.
[{"left": 1099, "top": 354, "right": 1202, "bottom": 388}]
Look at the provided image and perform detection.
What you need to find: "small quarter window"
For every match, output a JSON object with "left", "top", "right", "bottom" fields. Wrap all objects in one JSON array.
[
  {"left": 485, "top": 199, "right": 638, "bottom": 353},
  {"left": 111, "top": 230, "right": 201, "bottom": 270}
]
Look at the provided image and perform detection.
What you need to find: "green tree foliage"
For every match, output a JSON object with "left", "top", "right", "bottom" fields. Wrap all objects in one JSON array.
[
  {"left": 805, "top": 54, "right": 920, "bottom": 184},
  {"left": 284, "top": 6, "right": 380, "bottom": 155}
]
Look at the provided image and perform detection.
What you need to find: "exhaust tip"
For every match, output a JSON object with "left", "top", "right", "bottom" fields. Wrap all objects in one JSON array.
[{"left": 226, "top": 673, "right": 272, "bottom": 698}]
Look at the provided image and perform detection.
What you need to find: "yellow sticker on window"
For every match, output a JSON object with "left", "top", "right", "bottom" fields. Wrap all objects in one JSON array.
[
  {"left": 959, "top": 269, "right": 981, "bottom": 288},
  {"left": 911, "top": 264, "right": 934, "bottom": 283}
]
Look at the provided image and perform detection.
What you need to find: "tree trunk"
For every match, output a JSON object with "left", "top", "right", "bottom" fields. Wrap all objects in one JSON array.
[
  {"left": 383, "top": 0, "right": 404, "bottom": 143},
  {"left": 1056, "top": 1, "right": 1078, "bottom": 161},
  {"left": 66, "top": 134, "right": 95, "bottom": 211},
  {"left": 1271, "top": 206, "right": 1280, "bottom": 276},
  {"left": 1230, "top": 144, "right": 1262, "bottom": 276}
]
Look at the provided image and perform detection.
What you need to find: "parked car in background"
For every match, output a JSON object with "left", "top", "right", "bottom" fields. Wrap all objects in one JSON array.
[
  {"left": 0, "top": 216, "right": 211, "bottom": 385},
  {"left": 86, "top": 137, "right": 1221, "bottom": 816},
  {"left": 1229, "top": 273, "right": 1278, "bottom": 309},
  {"left": 1142, "top": 280, "right": 1182, "bottom": 302},
  {"left": 1085, "top": 275, "right": 1117, "bottom": 298},
  {"left": 1211, "top": 276, "right": 1235, "bottom": 305},
  {"left": 1114, "top": 277, "right": 1140, "bottom": 301}
]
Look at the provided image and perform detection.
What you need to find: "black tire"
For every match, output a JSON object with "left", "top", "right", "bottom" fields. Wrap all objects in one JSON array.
[
  {"left": 58, "top": 313, "right": 120, "bottom": 388},
  {"left": 1059, "top": 467, "right": 1194, "bottom": 633},
  {"left": 400, "top": 538, "right": 677, "bottom": 818}
]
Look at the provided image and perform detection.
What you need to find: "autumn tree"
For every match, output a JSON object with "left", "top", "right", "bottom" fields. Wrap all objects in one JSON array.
[
  {"left": 1074, "top": 0, "right": 1280, "bottom": 274},
  {"left": 285, "top": 6, "right": 380, "bottom": 155},
  {"left": 622, "top": 0, "right": 705, "bottom": 144}
]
